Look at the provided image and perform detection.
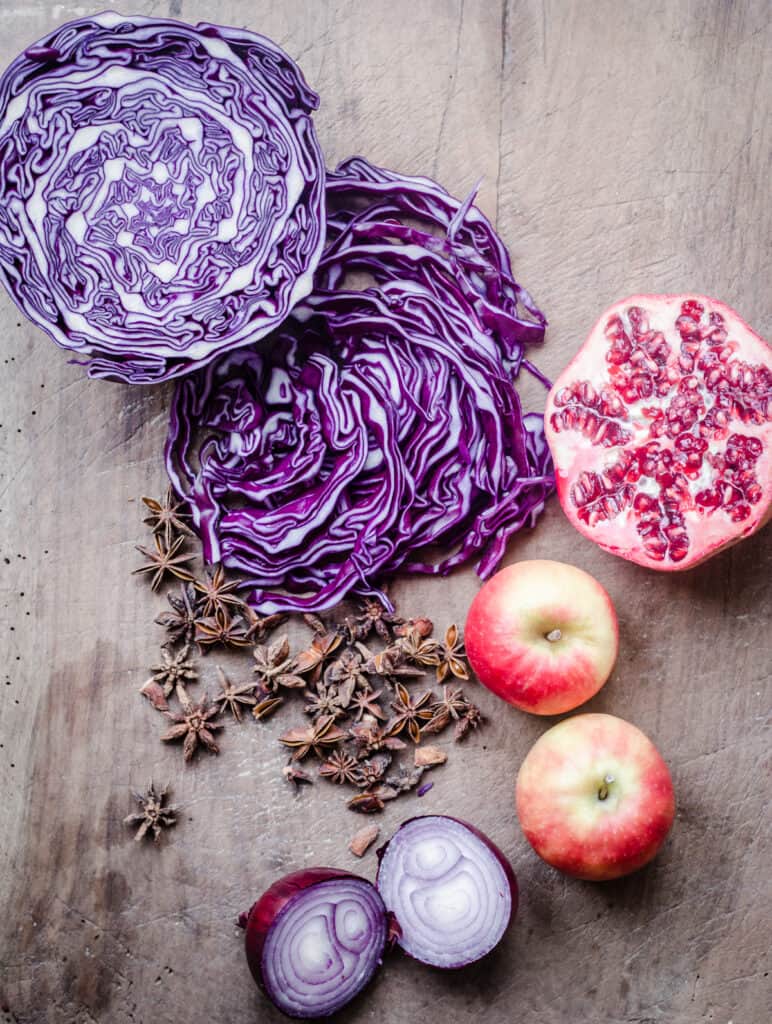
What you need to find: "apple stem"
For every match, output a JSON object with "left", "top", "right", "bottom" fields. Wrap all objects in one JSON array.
[
  {"left": 545, "top": 629, "right": 562, "bottom": 642},
  {"left": 597, "top": 774, "right": 615, "bottom": 801}
]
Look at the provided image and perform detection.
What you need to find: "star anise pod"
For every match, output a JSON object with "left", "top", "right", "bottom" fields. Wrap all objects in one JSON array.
[
  {"left": 397, "top": 627, "right": 441, "bottom": 668},
  {"left": 161, "top": 695, "right": 223, "bottom": 761},
  {"left": 348, "top": 791, "right": 386, "bottom": 814},
  {"left": 252, "top": 687, "right": 284, "bottom": 721},
  {"left": 155, "top": 582, "right": 199, "bottom": 646},
  {"left": 304, "top": 681, "right": 348, "bottom": 721},
  {"left": 124, "top": 782, "right": 178, "bottom": 843},
  {"left": 387, "top": 683, "right": 434, "bottom": 744},
  {"left": 282, "top": 763, "right": 314, "bottom": 791},
  {"left": 347, "top": 721, "right": 407, "bottom": 759},
  {"left": 293, "top": 632, "right": 343, "bottom": 683},
  {"left": 349, "top": 687, "right": 386, "bottom": 722},
  {"left": 133, "top": 534, "right": 195, "bottom": 592},
  {"left": 435, "top": 624, "right": 469, "bottom": 683},
  {"left": 325, "top": 648, "right": 370, "bottom": 695},
  {"left": 319, "top": 749, "right": 360, "bottom": 785},
  {"left": 212, "top": 666, "right": 256, "bottom": 722},
  {"left": 302, "top": 612, "right": 329, "bottom": 636},
  {"left": 253, "top": 635, "right": 306, "bottom": 691},
  {"left": 355, "top": 754, "right": 391, "bottom": 789},
  {"left": 242, "top": 607, "right": 288, "bottom": 644},
  {"left": 356, "top": 642, "right": 424, "bottom": 682},
  {"left": 384, "top": 765, "right": 426, "bottom": 794},
  {"left": 195, "top": 607, "right": 251, "bottom": 652},
  {"left": 142, "top": 644, "right": 197, "bottom": 701},
  {"left": 431, "top": 685, "right": 469, "bottom": 721},
  {"left": 141, "top": 487, "right": 194, "bottom": 547},
  {"left": 279, "top": 715, "right": 346, "bottom": 761},
  {"left": 455, "top": 703, "right": 483, "bottom": 742},
  {"left": 348, "top": 598, "right": 403, "bottom": 641},
  {"left": 193, "top": 563, "right": 245, "bottom": 618}
]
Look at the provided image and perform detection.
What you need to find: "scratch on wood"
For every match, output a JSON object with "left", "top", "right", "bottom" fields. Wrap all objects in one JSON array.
[{"left": 432, "top": 0, "right": 465, "bottom": 178}]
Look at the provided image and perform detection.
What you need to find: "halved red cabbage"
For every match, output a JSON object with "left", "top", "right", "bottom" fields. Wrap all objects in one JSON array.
[
  {"left": 166, "top": 158, "right": 554, "bottom": 613},
  {"left": 0, "top": 13, "right": 325, "bottom": 383}
]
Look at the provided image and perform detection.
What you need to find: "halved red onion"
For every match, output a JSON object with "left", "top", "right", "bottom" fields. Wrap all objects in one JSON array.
[
  {"left": 240, "top": 868, "right": 387, "bottom": 1019},
  {"left": 376, "top": 816, "right": 517, "bottom": 968}
]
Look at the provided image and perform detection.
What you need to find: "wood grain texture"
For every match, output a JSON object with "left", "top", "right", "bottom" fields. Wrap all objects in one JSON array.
[{"left": 0, "top": 1, "right": 770, "bottom": 1022}]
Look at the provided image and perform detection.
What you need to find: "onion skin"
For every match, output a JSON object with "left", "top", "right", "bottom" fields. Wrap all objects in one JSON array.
[
  {"left": 241, "top": 867, "right": 387, "bottom": 1018},
  {"left": 376, "top": 815, "right": 518, "bottom": 969}
]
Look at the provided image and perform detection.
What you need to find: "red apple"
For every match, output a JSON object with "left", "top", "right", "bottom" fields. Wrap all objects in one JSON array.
[
  {"left": 465, "top": 560, "right": 618, "bottom": 715},
  {"left": 515, "top": 713, "right": 675, "bottom": 880}
]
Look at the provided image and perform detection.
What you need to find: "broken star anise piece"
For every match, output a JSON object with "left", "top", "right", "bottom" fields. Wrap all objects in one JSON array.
[
  {"left": 349, "top": 687, "right": 386, "bottom": 722},
  {"left": 141, "top": 487, "right": 194, "bottom": 547},
  {"left": 155, "top": 582, "right": 199, "bottom": 646},
  {"left": 348, "top": 597, "right": 403, "bottom": 641},
  {"left": 282, "top": 763, "right": 314, "bottom": 792},
  {"left": 394, "top": 617, "right": 434, "bottom": 640},
  {"left": 304, "top": 681, "right": 349, "bottom": 721},
  {"left": 253, "top": 635, "right": 306, "bottom": 691},
  {"left": 195, "top": 607, "right": 251, "bottom": 653},
  {"left": 436, "top": 624, "right": 469, "bottom": 683},
  {"left": 193, "top": 563, "right": 245, "bottom": 618},
  {"left": 243, "top": 607, "right": 288, "bottom": 644},
  {"left": 252, "top": 688, "right": 284, "bottom": 721},
  {"left": 133, "top": 534, "right": 195, "bottom": 592},
  {"left": 142, "top": 643, "right": 197, "bottom": 701},
  {"left": 348, "top": 791, "right": 386, "bottom": 814},
  {"left": 455, "top": 703, "right": 484, "bottom": 742},
  {"left": 319, "top": 750, "right": 360, "bottom": 785},
  {"left": 212, "top": 666, "right": 256, "bottom": 722},
  {"left": 124, "top": 781, "right": 178, "bottom": 843},
  {"left": 387, "top": 684, "right": 434, "bottom": 744},
  {"left": 161, "top": 695, "right": 223, "bottom": 762},
  {"left": 279, "top": 715, "right": 346, "bottom": 761}
]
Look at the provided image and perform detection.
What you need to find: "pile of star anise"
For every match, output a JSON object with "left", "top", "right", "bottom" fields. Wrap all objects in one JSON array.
[{"left": 134, "top": 488, "right": 485, "bottom": 813}]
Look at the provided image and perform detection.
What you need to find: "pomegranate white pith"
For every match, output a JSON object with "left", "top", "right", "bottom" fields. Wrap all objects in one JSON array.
[{"left": 545, "top": 295, "right": 771, "bottom": 570}]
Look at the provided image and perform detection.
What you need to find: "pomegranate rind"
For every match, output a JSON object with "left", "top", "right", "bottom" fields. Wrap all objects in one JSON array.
[{"left": 545, "top": 294, "right": 771, "bottom": 571}]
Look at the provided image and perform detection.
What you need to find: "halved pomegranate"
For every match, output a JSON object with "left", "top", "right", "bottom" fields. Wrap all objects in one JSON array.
[{"left": 545, "top": 295, "right": 771, "bottom": 570}]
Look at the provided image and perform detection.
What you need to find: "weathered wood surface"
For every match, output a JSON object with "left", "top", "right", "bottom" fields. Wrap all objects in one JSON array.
[{"left": 1, "top": 1, "right": 770, "bottom": 1022}]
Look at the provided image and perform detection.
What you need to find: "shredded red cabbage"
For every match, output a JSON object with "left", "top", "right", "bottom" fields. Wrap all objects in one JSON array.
[
  {"left": 0, "top": 13, "right": 325, "bottom": 383},
  {"left": 166, "top": 158, "right": 554, "bottom": 613}
]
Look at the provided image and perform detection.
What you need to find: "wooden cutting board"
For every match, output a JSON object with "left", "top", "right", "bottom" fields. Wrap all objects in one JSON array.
[{"left": 1, "top": 2, "right": 769, "bottom": 1022}]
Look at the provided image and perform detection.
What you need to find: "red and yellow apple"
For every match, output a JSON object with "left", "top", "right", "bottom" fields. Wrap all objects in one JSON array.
[
  {"left": 465, "top": 560, "right": 618, "bottom": 715},
  {"left": 515, "top": 713, "right": 675, "bottom": 880}
]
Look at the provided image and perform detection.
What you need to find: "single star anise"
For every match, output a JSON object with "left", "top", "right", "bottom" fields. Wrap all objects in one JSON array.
[
  {"left": 348, "top": 597, "right": 403, "bottom": 641},
  {"left": 293, "top": 631, "right": 343, "bottom": 682},
  {"left": 242, "top": 607, "right": 288, "bottom": 644},
  {"left": 455, "top": 703, "right": 483, "bottom": 742},
  {"left": 124, "top": 782, "right": 178, "bottom": 843},
  {"left": 387, "top": 683, "right": 434, "bottom": 744},
  {"left": 435, "top": 624, "right": 469, "bottom": 683},
  {"left": 279, "top": 715, "right": 346, "bottom": 761},
  {"left": 325, "top": 649, "right": 370, "bottom": 695},
  {"left": 193, "top": 563, "right": 245, "bottom": 618},
  {"left": 349, "top": 687, "right": 386, "bottom": 722},
  {"left": 356, "top": 642, "right": 424, "bottom": 682},
  {"left": 195, "top": 607, "right": 251, "bottom": 652},
  {"left": 431, "top": 685, "right": 469, "bottom": 721},
  {"left": 355, "top": 754, "right": 391, "bottom": 789},
  {"left": 143, "top": 644, "right": 197, "bottom": 700},
  {"left": 304, "top": 681, "right": 349, "bottom": 721},
  {"left": 155, "top": 582, "right": 198, "bottom": 646},
  {"left": 397, "top": 627, "right": 441, "bottom": 668},
  {"left": 347, "top": 721, "right": 406, "bottom": 759},
  {"left": 133, "top": 534, "right": 195, "bottom": 592},
  {"left": 141, "top": 487, "right": 194, "bottom": 547},
  {"left": 253, "top": 635, "right": 306, "bottom": 691},
  {"left": 212, "top": 666, "right": 256, "bottom": 722},
  {"left": 161, "top": 695, "right": 223, "bottom": 761},
  {"left": 319, "top": 750, "right": 360, "bottom": 785}
]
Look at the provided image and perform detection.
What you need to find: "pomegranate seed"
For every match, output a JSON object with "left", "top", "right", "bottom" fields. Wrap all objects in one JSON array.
[
  {"left": 730, "top": 503, "right": 751, "bottom": 522},
  {"left": 681, "top": 299, "right": 704, "bottom": 320}
]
